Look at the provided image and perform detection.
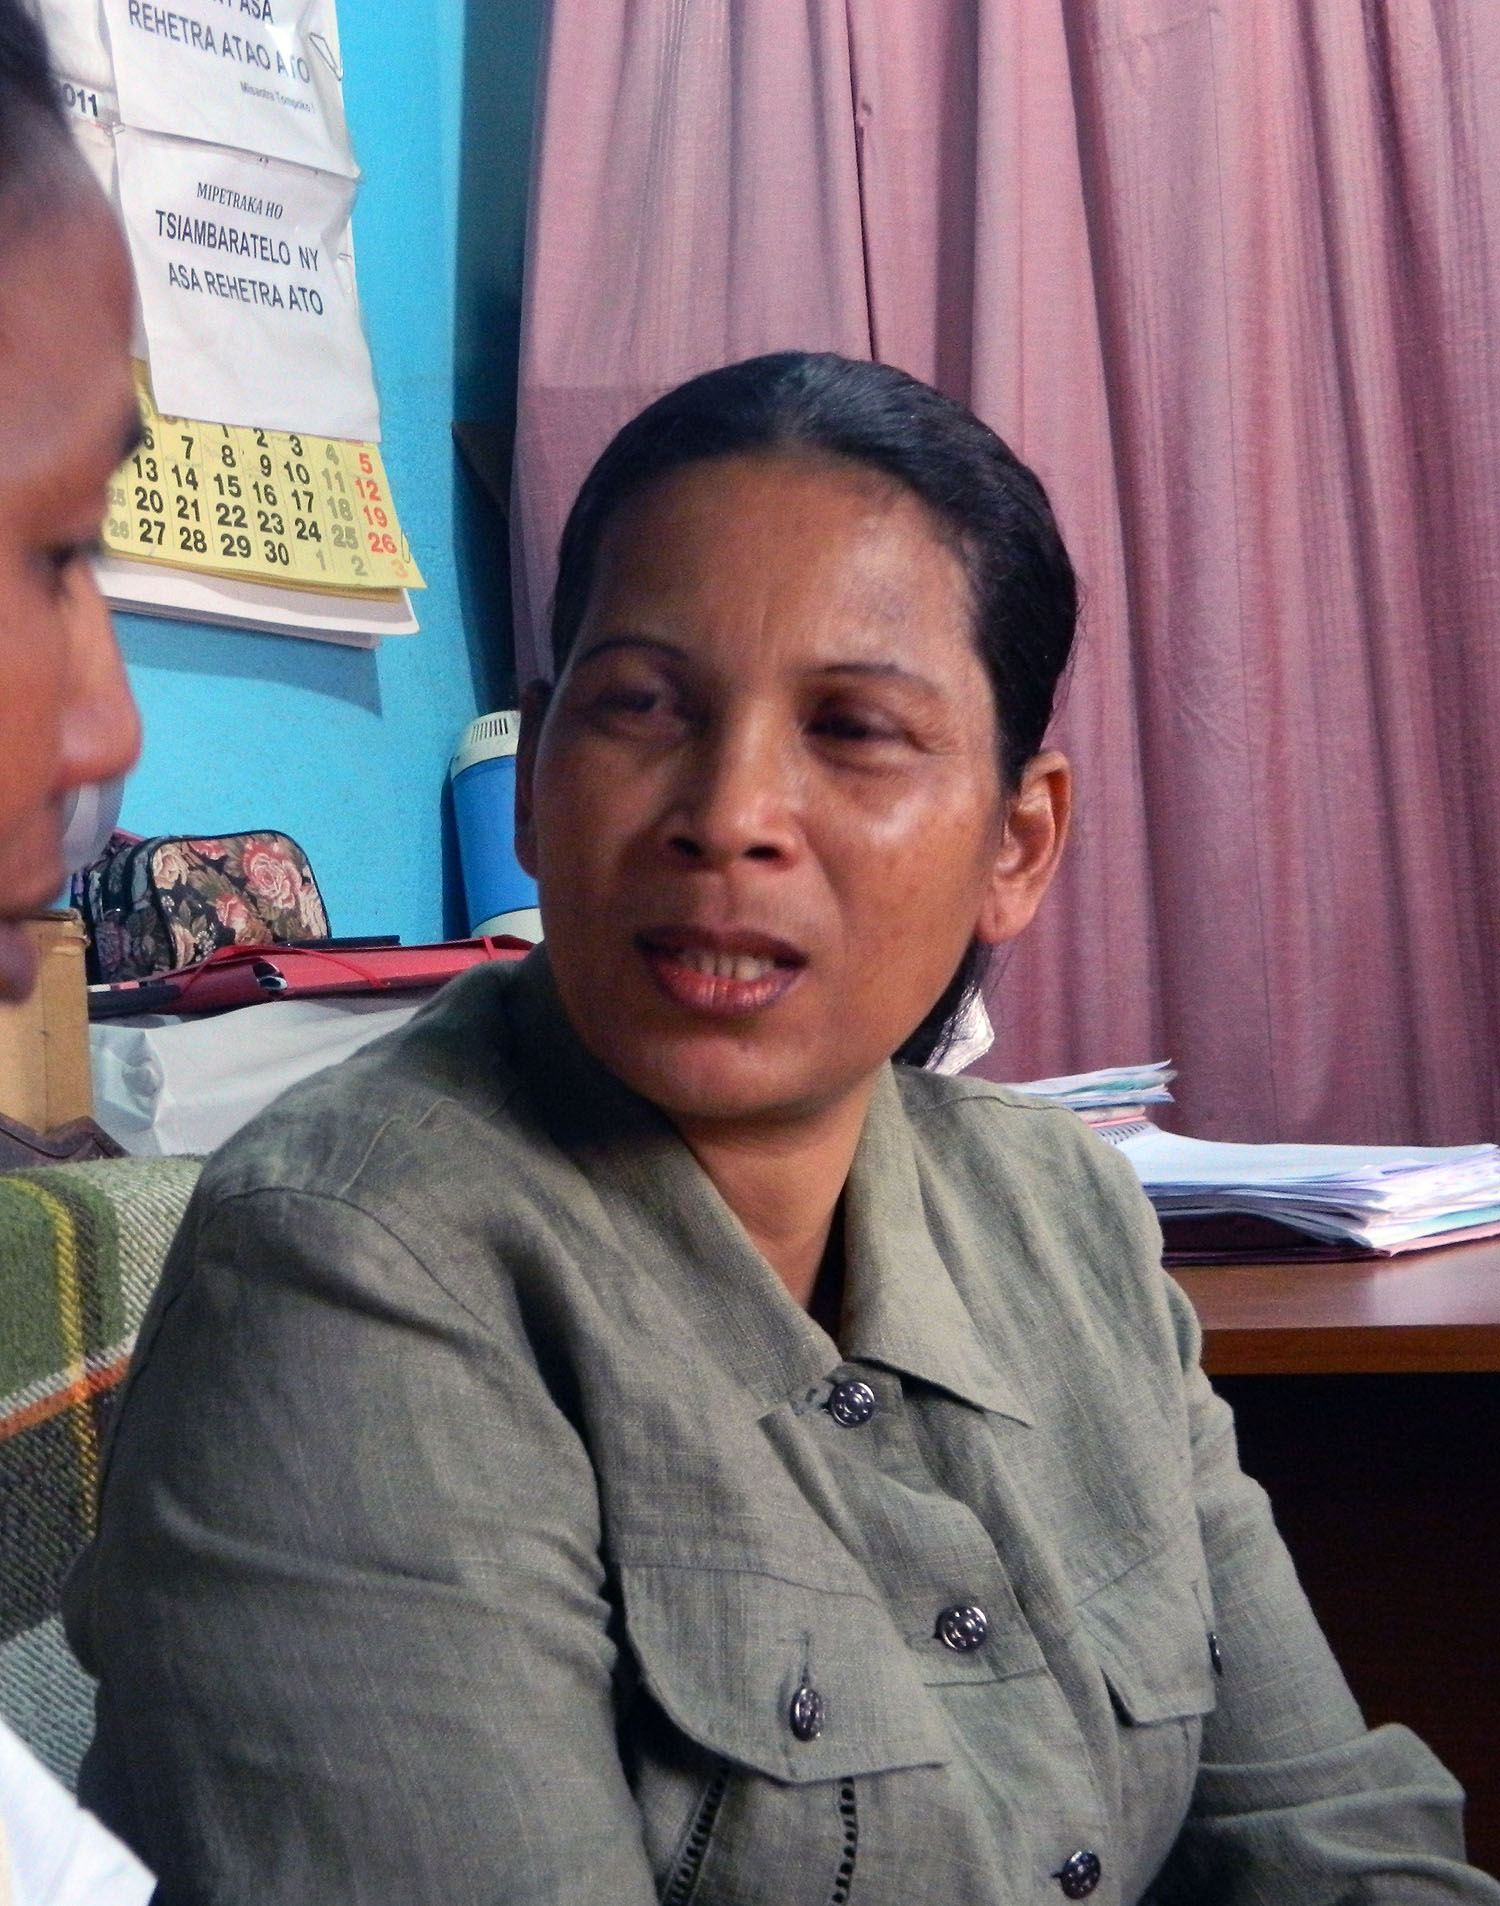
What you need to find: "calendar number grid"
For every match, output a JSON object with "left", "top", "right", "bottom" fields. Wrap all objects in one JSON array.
[{"left": 103, "top": 367, "right": 423, "bottom": 594}]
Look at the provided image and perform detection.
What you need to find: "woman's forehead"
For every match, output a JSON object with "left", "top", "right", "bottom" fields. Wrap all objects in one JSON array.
[
  {"left": 587, "top": 451, "right": 975, "bottom": 655},
  {"left": 609, "top": 447, "right": 927, "bottom": 539},
  {"left": 0, "top": 193, "right": 135, "bottom": 485}
]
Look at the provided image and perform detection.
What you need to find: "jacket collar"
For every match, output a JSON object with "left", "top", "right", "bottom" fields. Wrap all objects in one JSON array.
[
  {"left": 841, "top": 1067, "right": 1033, "bottom": 1424},
  {"left": 501, "top": 952, "right": 1030, "bottom": 1424}
]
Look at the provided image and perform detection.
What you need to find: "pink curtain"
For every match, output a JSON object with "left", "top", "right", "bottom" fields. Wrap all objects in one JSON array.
[{"left": 513, "top": 0, "right": 1500, "bottom": 1146}]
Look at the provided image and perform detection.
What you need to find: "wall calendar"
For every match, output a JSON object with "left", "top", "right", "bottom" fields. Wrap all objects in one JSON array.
[{"left": 102, "top": 364, "right": 424, "bottom": 596}]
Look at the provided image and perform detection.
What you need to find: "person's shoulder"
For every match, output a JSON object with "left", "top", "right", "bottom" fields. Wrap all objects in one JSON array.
[
  {"left": 894, "top": 1068, "right": 1185, "bottom": 1451},
  {"left": 194, "top": 959, "right": 533, "bottom": 1221},
  {"left": 892, "top": 1064, "right": 1164, "bottom": 1301},
  {"left": 894, "top": 1065, "right": 1144, "bottom": 1196}
]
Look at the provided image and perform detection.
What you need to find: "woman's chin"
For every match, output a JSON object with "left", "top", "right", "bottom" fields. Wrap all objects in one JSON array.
[
  {"left": 552, "top": 950, "right": 889, "bottom": 1127},
  {"left": 596, "top": 1022, "right": 874, "bottom": 1131}
]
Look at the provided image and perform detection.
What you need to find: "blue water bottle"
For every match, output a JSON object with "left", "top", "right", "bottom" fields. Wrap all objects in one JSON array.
[{"left": 449, "top": 712, "right": 542, "bottom": 942}]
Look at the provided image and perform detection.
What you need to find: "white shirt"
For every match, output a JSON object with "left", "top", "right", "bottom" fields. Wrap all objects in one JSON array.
[{"left": 0, "top": 1722, "right": 153, "bottom": 1906}]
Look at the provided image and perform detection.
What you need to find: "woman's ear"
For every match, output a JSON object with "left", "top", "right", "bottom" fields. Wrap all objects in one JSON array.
[
  {"left": 513, "top": 679, "right": 553, "bottom": 879},
  {"left": 974, "top": 750, "right": 1072, "bottom": 947}
]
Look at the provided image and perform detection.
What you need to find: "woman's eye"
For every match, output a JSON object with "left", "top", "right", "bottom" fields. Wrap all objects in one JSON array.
[
  {"left": 809, "top": 707, "right": 903, "bottom": 744},
  {"left": 595, "top": 685, "right": 666, "bottom": 718},
  {"left": 584, "top": 680, "right": 691, "bottom": 734},
  {"left": 37, "top": 540, "right": 97, "bottom": 596}
]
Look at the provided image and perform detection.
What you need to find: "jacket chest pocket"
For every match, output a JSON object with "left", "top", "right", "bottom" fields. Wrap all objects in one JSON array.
[
  {"left": 1075, "top": 1532, "right": 1219, "bottom": 1896},
  {"left": 619, "top": 1561, "right": 952, "bottom": 1906},
  {"left": 619, "top": 1561, "right": 952, "bottom": 1785}
]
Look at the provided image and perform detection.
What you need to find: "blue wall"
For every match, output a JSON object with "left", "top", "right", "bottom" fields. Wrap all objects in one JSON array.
[{"left": 114, "top": 0, "right": 543, "bottom": 944}]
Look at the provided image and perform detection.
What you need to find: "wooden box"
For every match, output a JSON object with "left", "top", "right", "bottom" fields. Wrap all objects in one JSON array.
[{"left": 0, "top": 912, "right": 92, "bottom": 1132}]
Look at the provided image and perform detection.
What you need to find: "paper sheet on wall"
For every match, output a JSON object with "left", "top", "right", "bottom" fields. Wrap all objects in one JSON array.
[
  {"left": 97, "top": 0, "right": 354, "bottom": 178},
  {"left": 114, "top": 126, "right": 378, "bottom": 440}
]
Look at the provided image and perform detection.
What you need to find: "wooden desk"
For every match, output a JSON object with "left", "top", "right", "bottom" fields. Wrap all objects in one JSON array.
[
  {"left": 1173, "top": 1235, "right": 1500, "bottom": 1374},
  {"left": 1177, "top": 1241, "right": 1500, "bottom": 1876}
]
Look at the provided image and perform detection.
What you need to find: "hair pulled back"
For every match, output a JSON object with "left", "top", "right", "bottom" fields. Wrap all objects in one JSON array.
[
  {"left": 0, "top": 0, "right": 70, "bottom": 234},
  {"left": 0, "top": 0, "right": 67, "bottom": 197},
  {"left": 548, "top": 352, "right": 1079, "bottom": 1067}
]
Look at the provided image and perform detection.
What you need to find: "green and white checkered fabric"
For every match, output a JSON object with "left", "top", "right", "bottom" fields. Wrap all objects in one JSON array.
[{"left": 0, "top": 1156, "right": 200, "bottom": 1786}]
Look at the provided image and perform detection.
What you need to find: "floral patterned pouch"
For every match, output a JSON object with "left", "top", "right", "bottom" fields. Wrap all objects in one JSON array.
[{"left": 81, "top": 832, "right": 330, "bottom": 982}]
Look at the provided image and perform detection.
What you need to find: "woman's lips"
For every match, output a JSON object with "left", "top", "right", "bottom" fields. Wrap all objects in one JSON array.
[{"left": 636, "top": 928, "right": 806, "bottom": 1018}]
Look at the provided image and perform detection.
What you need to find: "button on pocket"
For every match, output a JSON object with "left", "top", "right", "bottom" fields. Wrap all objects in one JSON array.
[
  {"left": 1055, "top": 1848, "right": 1102, "bottom": 1898},
  {"left": 789, "top": 1683, "right": 825, "bottom": 1741},
  {"left": 935, "top": 1604, "right": 989, "bottom": 1652}
]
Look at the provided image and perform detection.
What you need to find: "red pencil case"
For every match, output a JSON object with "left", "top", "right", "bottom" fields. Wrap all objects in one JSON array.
[{"left": 93, "top": 936, "right": 532, "bottom": 1016}]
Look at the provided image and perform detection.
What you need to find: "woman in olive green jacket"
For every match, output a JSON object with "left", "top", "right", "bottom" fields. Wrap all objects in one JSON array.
[{"left": 68, "top": 354, "right": 1498, "bottom": 1906}]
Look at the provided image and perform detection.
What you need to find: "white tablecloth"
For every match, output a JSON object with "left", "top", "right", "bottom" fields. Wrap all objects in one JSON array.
[{"left": 91, "top": 994, "right": 423, "bottom": 1156}]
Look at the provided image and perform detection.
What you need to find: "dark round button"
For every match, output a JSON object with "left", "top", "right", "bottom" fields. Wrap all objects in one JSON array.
[
  {"left": 827, "top": 1379, "right": 877, "bottom": 1427},
  {"left": 789, "top": 1683, "right": 825, "bottom": 1741},
  {"left": 935, "top": 1603, "right": 990, "bottom": 1652},
  {"left": 1208, "top": 1630, "right": 1224, "bottom": 1676},
  {"left": 1056, "top": 1849, "right": 1102, "bottom": 1899}
]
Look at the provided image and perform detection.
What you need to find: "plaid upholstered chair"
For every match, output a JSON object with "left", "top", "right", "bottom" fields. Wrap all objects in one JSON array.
[{"left": 0, "top": 1157, "right": 201, "bottom": 1787}]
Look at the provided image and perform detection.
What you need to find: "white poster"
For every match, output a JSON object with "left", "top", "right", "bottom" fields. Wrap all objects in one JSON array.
[
  {"left": 30, "top": 0, "right": 113, "bottom": 91},
  {"left": 115, "top": 127, "right": 378, "bottom": 440},
  {"left": 100, "top": 0, "right": 355, "bottom": 179}
]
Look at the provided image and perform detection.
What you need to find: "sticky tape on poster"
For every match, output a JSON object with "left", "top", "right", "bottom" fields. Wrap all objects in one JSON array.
[{"left": 115, "top": 126, "right": 378, "bottom": 441}]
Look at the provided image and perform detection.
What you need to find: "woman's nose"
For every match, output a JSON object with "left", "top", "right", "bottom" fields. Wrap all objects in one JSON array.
[
  {"left": 55, "top": 568, "right": 142, "bottom": 799},
  {"left": 663, "top": 712, "right": 799, "bottom": 868}
]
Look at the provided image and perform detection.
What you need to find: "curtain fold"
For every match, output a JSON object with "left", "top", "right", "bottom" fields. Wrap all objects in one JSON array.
[
  {"left": 513, "top": 0, "right": 1500, "bottom": 1145},
  {"left": 511, "top": 0, "right": 870, "bottom": 664}
]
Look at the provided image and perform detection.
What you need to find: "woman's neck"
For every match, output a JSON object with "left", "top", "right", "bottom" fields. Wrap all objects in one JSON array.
[{"left": 671, "top": 1078, "right": 876, "bottom": 1313}]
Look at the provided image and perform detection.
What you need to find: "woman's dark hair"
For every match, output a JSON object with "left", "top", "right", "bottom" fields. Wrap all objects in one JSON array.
[
  {"left": 550, "top": 352, "right": 1078, "bottom": 1069},
  {"left": 0, "top": 0, "right": 67, "bottom": 199}
]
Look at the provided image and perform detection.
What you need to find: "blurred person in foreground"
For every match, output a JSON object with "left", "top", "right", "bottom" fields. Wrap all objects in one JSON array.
[
  {"left": 0, "top": 0, "right": 138, "bottom": 1003},
  {"left": 0, "top": 0, "right": 148, "bottom": 1898}
]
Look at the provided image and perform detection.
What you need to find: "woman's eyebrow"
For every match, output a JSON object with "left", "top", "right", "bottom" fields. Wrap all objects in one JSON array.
[
  {"left": 571, "top": 638, "right": 942, "bottom": 697},
  {"left": 810, "top": 659, "right": 943, "bottom": 694},
  {"left": 572, "top": 633, "right": 685, "bottom": 667},
  {"left": 119, "top": 408, "right": 146, "bottom": 462}
]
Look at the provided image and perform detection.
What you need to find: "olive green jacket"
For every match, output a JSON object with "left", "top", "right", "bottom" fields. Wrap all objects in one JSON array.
[{"left": 66, "top": 954, "right": 1495, "bottom": 1906}]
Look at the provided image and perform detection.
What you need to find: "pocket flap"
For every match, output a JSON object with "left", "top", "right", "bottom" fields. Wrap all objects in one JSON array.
[
  {"left": 1075, "top": 1536, "right": 1218, "bottom": 1725},
  {"left": 620, "top": 1562, "right": 953, "bottom": 1785}
]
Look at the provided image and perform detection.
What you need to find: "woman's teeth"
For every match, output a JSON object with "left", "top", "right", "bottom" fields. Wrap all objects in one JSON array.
[{"left": 673, "top": 948, "right": 777, "bottom": 982}]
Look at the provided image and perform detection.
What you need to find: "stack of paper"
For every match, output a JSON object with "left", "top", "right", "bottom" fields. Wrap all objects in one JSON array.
[
  {"left": 1116, "top": 1126, "right": 1500, "bottom": 1255},
  {"left": 1006, "top": 1061, "right": 1175, "bottom": 1138}
]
